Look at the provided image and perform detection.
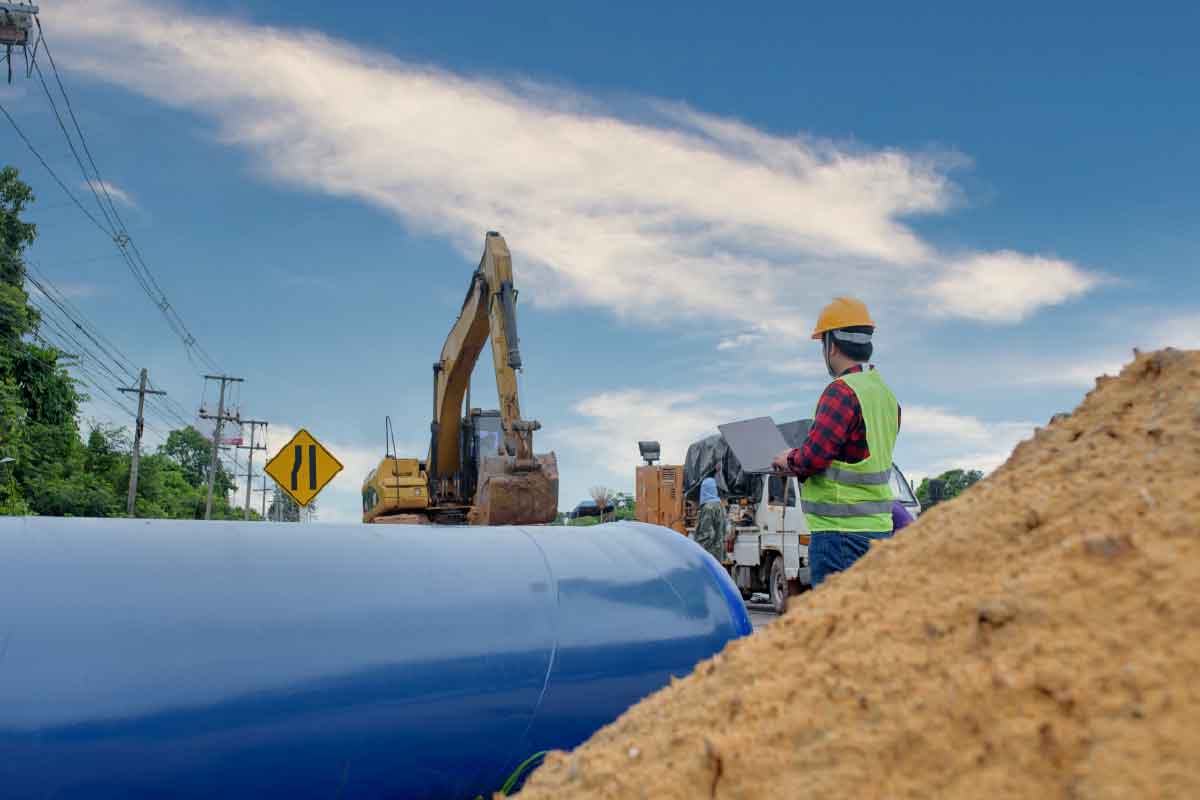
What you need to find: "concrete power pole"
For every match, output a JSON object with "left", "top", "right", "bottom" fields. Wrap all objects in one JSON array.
[
  {"left": 118, "top": 368, "right": 167, "bottom": 517},
  {"left": 255, "top": 475, "right": 269, "bottom": 520},
  {"left": 199, "top": 375, "right": 244, "bottom": 520},
  {"left": 236, "top": 420, "right": 268, "bottom": 520}
]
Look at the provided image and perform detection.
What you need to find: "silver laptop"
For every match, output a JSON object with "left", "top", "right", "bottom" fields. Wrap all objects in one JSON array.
[{"left": 717, "top": 416, "right": 790, "bottom": 474}]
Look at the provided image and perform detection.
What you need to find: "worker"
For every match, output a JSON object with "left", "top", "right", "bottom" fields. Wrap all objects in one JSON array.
[
  {"left": 693, "top": 477, "right": 727, "bottom": 562},
  {"left": 771, "top": 297, "right": 900, "bottom": 587}
]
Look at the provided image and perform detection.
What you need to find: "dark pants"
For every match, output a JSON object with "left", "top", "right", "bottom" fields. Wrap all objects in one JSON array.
[{"left": 808, "top": 531, "right": 893, "bottom": 587}]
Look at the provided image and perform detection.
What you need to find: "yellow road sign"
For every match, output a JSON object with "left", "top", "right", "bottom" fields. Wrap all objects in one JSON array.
[{"left": 264, "top": 429, "right": 344, "bottom": 508}]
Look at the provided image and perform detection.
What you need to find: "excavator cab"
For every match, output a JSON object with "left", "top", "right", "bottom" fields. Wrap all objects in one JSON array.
[{"left": 460, "top": 409, "right": 501, "bottom": 502}]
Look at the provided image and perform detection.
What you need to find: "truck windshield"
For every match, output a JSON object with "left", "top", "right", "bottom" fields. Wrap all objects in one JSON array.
[
  {"left": 767, "top": 476, "right": 796, "bottom": 506},
  {"left": 891, "top": 466, "right": 918, "bottom": 504}
]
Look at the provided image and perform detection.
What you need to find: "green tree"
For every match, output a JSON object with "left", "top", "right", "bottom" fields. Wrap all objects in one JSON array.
[
  {"left": 0, "top": 165, "right": 37, "bottom": 345},
  {"left": 160, "top": 426, "right": 232, "bottom": 492},
  {"left": 0, "top": 166, "right": 88, "bottom": 516},
  {"left": 0, "top": 165, "right": 257, "bottom": 522},
  {"left": 916, "top": 468, "right": 984, "bottom": 509},
  {"left": 267, "top": 485, "right": 314, "bottom": 522},
  {"left": 612, "top": 491, "right": 636, "bottom": 521}
]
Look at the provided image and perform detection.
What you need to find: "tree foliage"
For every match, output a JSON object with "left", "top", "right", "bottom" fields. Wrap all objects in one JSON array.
[
  {"left": 267, "top": 485, "right": 315, "bottom": 522},
  {"left": 0, "top": 165, "right": 255, "bottom": 521},
  {"left": 916, "top": 468, "right": 984, "bottom": 509}
]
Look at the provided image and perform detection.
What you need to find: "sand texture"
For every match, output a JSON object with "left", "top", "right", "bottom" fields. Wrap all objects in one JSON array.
[{"left": 515, "top": 349, "right": 1200, "bottom": 800}]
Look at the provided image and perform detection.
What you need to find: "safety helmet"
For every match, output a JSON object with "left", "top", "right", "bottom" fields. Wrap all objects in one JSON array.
[{"left": 810, "top": 297, "right": 876, "bottom": 340}]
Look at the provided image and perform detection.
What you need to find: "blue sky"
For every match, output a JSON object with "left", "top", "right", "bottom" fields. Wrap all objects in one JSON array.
[{"left": 2, "top": 0, "right": 1196, "bottom": 521}]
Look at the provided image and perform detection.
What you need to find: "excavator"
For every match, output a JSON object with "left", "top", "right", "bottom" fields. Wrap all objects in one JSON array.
[{"left": 362, "top": 232, "right": 559, "bottom": 525}]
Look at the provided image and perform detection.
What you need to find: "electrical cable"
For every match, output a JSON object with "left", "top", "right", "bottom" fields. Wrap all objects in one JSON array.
[
  {"left": 0, "top": 101, "right": 111, "bottom": 234},
  {"left": 32, "top": 302, "right": 183, "bottom": 435},
  {"left": 5, "top": 22, "right": 225, "bottom": 374},
  {"left": 26, "top": 258, "right": 196, "bottom": 429}
]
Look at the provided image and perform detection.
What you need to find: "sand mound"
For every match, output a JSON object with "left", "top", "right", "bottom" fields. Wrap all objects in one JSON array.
[{"left": 516, "top": 349, "right": 1200, "bottom": 800}]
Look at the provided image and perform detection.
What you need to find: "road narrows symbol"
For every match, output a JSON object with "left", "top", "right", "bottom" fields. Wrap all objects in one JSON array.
[
  {"left": 265, "top": 429, "right": 344, "bottom": 509},
  {"left": 291, "top": 445, "right": 303, "bottom": 490}
]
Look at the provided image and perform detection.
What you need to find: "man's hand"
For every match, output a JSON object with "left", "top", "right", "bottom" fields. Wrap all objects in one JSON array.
[{"left": 771, "top": 449, "right": 792, "bottom": 473}]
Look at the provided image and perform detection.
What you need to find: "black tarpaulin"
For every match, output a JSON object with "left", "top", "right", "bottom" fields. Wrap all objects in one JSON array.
[{"left": 684, "top": 419, "right": 812, "bottom": 501}]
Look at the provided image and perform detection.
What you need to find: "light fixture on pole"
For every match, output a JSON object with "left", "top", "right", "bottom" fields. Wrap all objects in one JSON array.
[{"left": 637, "top": 441, "right": 660, "bottom": 466}]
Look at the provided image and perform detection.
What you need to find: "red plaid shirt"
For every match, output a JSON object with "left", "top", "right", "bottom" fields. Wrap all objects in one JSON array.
[{"left": 786, "top": 365, "right": 901, "bottom": 480}]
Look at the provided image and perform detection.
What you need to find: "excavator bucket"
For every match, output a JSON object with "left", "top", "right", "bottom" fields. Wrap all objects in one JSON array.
[{"left": 471, "top": 452, "right": 559, "bottom": 525}]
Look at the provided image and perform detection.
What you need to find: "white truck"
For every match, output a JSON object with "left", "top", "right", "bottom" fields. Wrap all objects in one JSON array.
[{"left": 717, "top": 466, "right": 921, "bottom": 613}]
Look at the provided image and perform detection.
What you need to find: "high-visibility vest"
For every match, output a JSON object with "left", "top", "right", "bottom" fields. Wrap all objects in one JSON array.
[{"left": 801, "top": 368, "right": 899, "bottom": 532}]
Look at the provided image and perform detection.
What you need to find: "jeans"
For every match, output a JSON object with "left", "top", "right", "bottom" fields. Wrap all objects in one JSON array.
[{"left": 808, "top": 531, "right": 893, "bottom": 587}]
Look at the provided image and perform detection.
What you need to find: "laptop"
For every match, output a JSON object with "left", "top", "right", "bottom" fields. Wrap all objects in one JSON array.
[{"left": 717, "top": 416, "right": 791, "bottom": 475}]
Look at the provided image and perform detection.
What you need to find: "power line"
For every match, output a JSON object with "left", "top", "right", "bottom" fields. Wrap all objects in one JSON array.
[
  {"left": 34, "top": 329, "right": 136, "bottom": 418},
  {"left": 0, "top": 101, "right": 110, "bottom": 233},
  {"left": 26, "top": 270, "right": 133, "bottom": 380},
  {"left": 24, "top": 263, "right": 196, "bottom": 430},
  {"left": 40, "top": 29, "right": 223, "bottom": 373},
  {"left": 30, "top": 298, "right": 183, "bottom": 436},
  {"left": 2, "top": 25, "right": 225, "bottom": 374},
  {"left": 33, "top": 60, "right": 118, "bottom": 235},
  {"left": 33, "top": 26, "right": 122, "bottom": 231}
]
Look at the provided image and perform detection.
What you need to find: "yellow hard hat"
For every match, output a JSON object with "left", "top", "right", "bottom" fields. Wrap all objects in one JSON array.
[{"left": 810, "top": 297, "right": 876, "bottom": 340}]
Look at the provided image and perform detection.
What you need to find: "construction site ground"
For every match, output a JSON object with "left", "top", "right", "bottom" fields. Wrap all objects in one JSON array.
[{"left": 515, "top": 348, "right": 1200, "bottom": 800}]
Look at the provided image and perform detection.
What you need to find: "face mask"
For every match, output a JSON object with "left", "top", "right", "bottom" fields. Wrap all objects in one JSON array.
[{"left": 823, "top": 334, "right": 836, "bottom": 378}]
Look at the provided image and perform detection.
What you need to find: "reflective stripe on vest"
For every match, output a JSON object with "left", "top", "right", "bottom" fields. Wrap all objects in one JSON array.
[
  {"left": 800, "top": 499, "right": 894, "bottom": 517},
  {"left": 821, "top": 465, "right": 892, "bottom": 486}
]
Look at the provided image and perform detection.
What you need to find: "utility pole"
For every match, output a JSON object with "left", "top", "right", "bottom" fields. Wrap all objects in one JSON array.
[
  {"left": 236, "top": 420, "right": 268, "bottom": 520},
  {"left": 118, "top": 368, "right": 167, "bottom": 517},
  {"left": 254, "top": 475, "right": 270, "bottom": 520},
  {"left": 199, "top": 375, "right": 243, "bottom": 520}
]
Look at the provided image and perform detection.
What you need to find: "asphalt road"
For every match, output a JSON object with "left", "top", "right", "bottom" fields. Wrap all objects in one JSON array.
[{"left": 747, "top": 603, "right": 778, "bottom": 632}]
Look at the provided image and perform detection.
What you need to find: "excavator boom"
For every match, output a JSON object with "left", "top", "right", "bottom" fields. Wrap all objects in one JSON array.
[
  {"left": 363, "top": 232, "right": 558, "bottom": 525},
  {"left": 430, "top": 232, "right": 532, "bottom": 476}
]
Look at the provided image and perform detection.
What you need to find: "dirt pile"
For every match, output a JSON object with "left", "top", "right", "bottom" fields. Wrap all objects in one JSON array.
[{"left": 516, "top": 349, "right": 1200, "bottom": 800}]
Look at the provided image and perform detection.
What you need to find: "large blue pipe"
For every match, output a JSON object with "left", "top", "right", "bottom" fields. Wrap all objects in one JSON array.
[{"left": 0, "top": 518, "right": 749, "bottom": 799}]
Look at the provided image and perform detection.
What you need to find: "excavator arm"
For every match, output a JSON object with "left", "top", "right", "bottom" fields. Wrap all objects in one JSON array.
[{"left": 426, "top": 232, "right": 556, "bottom": 523}]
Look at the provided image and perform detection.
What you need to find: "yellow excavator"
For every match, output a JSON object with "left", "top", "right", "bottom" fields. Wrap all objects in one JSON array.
[{"left": 362, "top": 232, "right": 559, "bottom": 525}]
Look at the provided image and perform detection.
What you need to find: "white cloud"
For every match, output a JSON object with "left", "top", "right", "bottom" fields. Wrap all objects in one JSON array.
[
  {"left": 1018, "top": 313, "right": 1200, "bottom": 388},
  {"left": 764, "top": 358, "right": 828, "bottom": 377},
  {"left": 898, "top": 405, "right": 1036, "bottom": 479},
  {"left": 550, "top": 390, "right": 733, "bottom": 483},
  {"left": 903, "top": 405, "right": 996, "bottom": 442},
  {"left": 928, "top": 251, "right": 1101, "bottom": 322},
  {"left": 56, "top": 281, "right": 105, "bottom": 299},
  {"left": 1154, "top": 314, "right": 1200, "bottom": 350},
  {"left": 717, "top": 332, "right": 764, "bottom": 351},
  {"left": 26, "top": 277, "right": 105, "bottom": 302},
  {"left": 1021, "top": 359, "right": 1126, "bottom": 389},
  {"left": 49, "top": 0, "right": 1100, "bottom": 333},
  {"left": 87, "top": 180, "right": 137, "bottom": 209}
]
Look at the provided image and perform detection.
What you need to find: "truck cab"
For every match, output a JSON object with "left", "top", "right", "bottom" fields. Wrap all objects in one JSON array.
[{"left": 725, "top": 464, "right": 920, "bottom": 613}]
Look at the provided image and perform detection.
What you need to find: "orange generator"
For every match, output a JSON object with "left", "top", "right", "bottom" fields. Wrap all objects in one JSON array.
[{"left": 635, "top": 463, "right": 686, "bottom": 535}]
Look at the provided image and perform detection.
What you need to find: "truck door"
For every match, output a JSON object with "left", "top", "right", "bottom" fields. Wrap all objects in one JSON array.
[{"left": 765, "top": 475, "right": 805, "bottom": 581}]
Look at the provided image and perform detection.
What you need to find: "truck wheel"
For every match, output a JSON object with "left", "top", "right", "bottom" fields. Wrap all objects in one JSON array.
[{"left": 769, "top": 555, "right": 788, "bottom": 614}]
